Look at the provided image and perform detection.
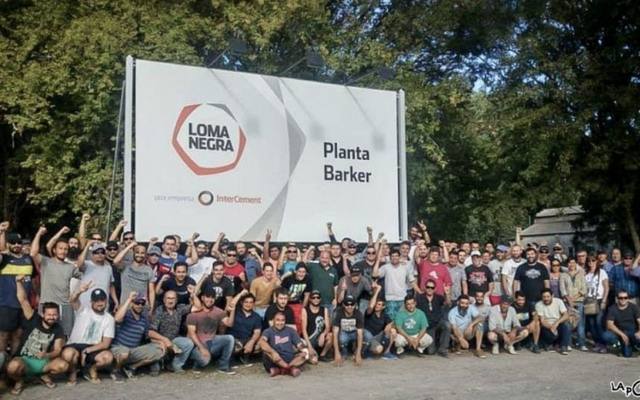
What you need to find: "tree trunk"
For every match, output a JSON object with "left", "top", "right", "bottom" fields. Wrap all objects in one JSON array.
[{"left": 624, "top": 204, "right": 640, "bottom": 254}]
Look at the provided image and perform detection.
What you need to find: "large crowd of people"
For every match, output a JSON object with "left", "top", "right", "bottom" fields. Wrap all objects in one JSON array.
[{"left": 1, "top": 217, "right": 640, "bottom": 395}]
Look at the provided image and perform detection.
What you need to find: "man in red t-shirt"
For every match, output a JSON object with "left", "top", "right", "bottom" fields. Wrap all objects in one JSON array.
[
  {"left": 416, "top": 246, "right": 452, "bottom": 299},
  {"left": 223, "top": 247, "right": 246, "bottom": 293}
]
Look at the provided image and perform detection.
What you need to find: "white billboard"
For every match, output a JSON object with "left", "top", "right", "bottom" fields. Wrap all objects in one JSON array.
[{"left": 124, "top": 57, "right": 406, "bottom": 242}]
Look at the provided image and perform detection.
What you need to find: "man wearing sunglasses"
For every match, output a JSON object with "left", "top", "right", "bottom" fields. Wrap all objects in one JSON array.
[
  {"left": 416, "top": 279, "right": 451, "bottom": 357},
  {"left": 76, "top": 242, "right": 117, "bottom": 311},
  {"left": 603, "top": 290, "right": 640, "bottom": 358},
  {"left": 301, "top": 290, "right": 333, "bottom": 364},
  {"left": 332, "top": 295, "right": 364, "bottom": 366},
  {"left": 223, "top": 247, "right": 246, "bottom": 294},
  {"left": 110, "top": 292, "right": 164, "bottom": 380}
]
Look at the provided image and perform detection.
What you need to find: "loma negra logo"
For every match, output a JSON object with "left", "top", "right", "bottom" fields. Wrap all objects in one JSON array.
[{"left": 171, "top": 103, "right": 246, "bottom": 175}]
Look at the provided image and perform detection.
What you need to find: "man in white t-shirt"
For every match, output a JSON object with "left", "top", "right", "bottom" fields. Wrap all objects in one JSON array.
[
  {"left": 372, "top": 246, "right": 420, "bottom": 320},
  {"left": 62, "top": 284, "right": 115, "bottom": 384},
  {"left": 189, "top": 241, "right": 216, "bottom": 283},
  {"left": 535, "top": 289, "right": 571, "bottom": 355},
  {"left": 501, "top": 245, "right": 524, "bottom": 297}
]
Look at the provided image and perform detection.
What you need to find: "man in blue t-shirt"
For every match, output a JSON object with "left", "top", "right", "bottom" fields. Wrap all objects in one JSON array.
[
  {"left": 227, "top": 293, "right": 262, "bottom": 364},
  {"left": 110, "top": 292, "right": 164, "bottom": 381},
  {"left": 260, "top": 312, "right": 306, "bottom": 377}
]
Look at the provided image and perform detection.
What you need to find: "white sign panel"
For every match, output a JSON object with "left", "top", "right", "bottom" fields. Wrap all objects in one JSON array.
[{"left": 127, "top": 58, "right": 402, "bottom": 242}]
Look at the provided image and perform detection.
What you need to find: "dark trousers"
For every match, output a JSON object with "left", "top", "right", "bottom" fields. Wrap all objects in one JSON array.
[
  {"left": 426, "top": 319, "right": 451, "bottom": 354},
  {"left": 540, "top": 321, "right": 571, "bottom": 347}
]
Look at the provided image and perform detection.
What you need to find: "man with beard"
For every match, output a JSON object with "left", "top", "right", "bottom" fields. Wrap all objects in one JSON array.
[
  {"left": 535, "top": 289, "right": 571, "bottom": 355},
  {"left": 301, "top": 290, "right": 332, "bottom": 364},
  {"left": 448, "top": 295, "right": 486, "bottom": 358},
  {"left": 394, "top": 296, "right": 432, "bottom": 356},
  {"left": 261, "top": 312, "right": 307, "bottom": 377},
  {"left": 279, "top": 243, "right": 301, "bottom": 276},
  {"left": 501, "top": 245, "right": 524, "bottom": 297},
  {"left": 329, "top": 242, "right": 351, "bottom": 279},
  {"left": 487, "top": 245, "right": 508, "bottom": 305},
  {"left": 63, "top": 284, "right": 115, "bottom": 384},
  {"left": 447, "top": 250, "right": 466, "bottom": 303},
  {"left": 109, "top": 292, "right": 164, "bottom": 380},
  {"left": 77, "top": 242, "right": 118, "bottom": 311},
  {"left": 373, "top": 245, "right": 420, "bottom": 320},
  {"left": 236, "top": 241, "right": 260, "bottom": 284},
  {"left": 31, "top": 226, "right": 83, "bottom": 337},
  {"left": 187, "top": 284, "right": 237, "bottom": 374},
  {"left": 201, "top": 261, "right": 235, "bottom": 310},
  {"left": 513, "top": 248, "right": 550, "bottom": 307},
  {"left": 148, "top": 289, "right": 194, "bottom": 373},
  {"left": 336, "top": 265, "right": 373, "bottom": 311},
  {"left": 463, "top": 251, "right": 494, "bottom": 303},
  {"left": 513, "top": 291, "right": 541, "bottom": 353},
  {"left": 223, "top": 247, "right": 246, "bottom": 293},
  {"left": 415, "top": 244, "right": 452, "bottom": 300},
  {"left": 363, "top": 284, "right": 396, "bottom": 359},
  {"left": 0, "top": 222, "right": 35, "bottom": 358},
  {"left": 189, "top": 241, "right": 215, "bottom": 283},
  {"left": 351, "top": 243, "right": 381, "bottom": 281},
  {"left": 332, "top": 295, "right": 364, "bottom": 367},
  {"left": 264, "top": 288, "right": 296, "bottom": 330},
  {"left": 262, "top": 229, "right": 282, "bottom": 271},
  {"left": 114, "top": 241, "right": 156, "bottom": 312},
  {"left": 6, "top": 276, "right": 68, "bottom": 395},
  {"left": 488, "top": 295, "right": 528, "bottom": 355}
]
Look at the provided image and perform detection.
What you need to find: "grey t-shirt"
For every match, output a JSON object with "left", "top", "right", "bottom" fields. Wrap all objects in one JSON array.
[
  {"left": 79, "top": 261, "right": 114, "bottom": 309},
  {"left": 119, "top": 263, "right": 155, "bottom": 304},
  {"left": 40, "top": 256, "right": 82, "bottom": 305}
]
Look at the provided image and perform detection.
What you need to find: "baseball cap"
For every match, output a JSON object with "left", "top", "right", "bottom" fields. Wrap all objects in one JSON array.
[
  {"left": 6, "top": 233, "right": 22, "bottom": 244},
  {"left": 310, "top": 290, "right": 321, "bottom": 297},
  {"left": 343, "top": 294, "right": 356, "bottom": 305},
  {"left": 90, "top": 242, "right": 106, "bottom": 253},
  {"left": 350, "top": 265, "right": 362, "bottom": 275},
  {"left": 106, "top": 240, "right": 119, "bottom": 250},
  {"left": 623, "top": 250, "right": 635, "bottom": 258},
  {"left": 470, "top": 250, "right": 481, "bottom": 257},
  {"left": 295, "top": 262, "right": 307, "bottom": 271},
  {"left": 90, "top": 288, "right": 107, "bottom": 302},
  {"left": 147, "top": 245, "right": 162, "bottom": 256},
  {"left": 496, "top": 245, "right": 509, "bottom": 253},
  {"left": 133, "top": 294, "right": 147, "bottom": 305}
]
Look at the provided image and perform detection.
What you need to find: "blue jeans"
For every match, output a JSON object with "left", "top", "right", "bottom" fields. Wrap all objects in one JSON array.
[
  {"left": 171, "top": 336, "right": 194, "bottom": 371},
  {"left": 540, "top": 321, "right": 571, "bottom": 347},
  {"left": 338, "top": 331, "right": 359, "bottom": 356},
  {"left": 585, "top": 310, "right": 605, "bottom": 345},
  {"left": 189, "top": 335, "right": 234, "bottom": 369},
  {"left": 574, "top": 302, "right": 586, "bottom": 347},
  {"left": 602, "top": 329, "right": 640, "bottom": 358}
]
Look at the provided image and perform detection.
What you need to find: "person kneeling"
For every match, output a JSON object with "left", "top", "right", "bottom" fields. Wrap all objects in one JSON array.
[
  {"left": 488, "top": 296, "right": 528, "bottom": 355},
  {"left": 535, "top": 289, "right": 572, "bottom": 355},
  {"left": 109, "top": 292, "right": 165, "bottom": 381},
  {"left": 62, "top": 284, "right": 115, "bottom": 384},
  {"left": 7, "top": 276, "right": 69, "bottom": 395},
  {"left": 332, "top": 295, "right": 364, "bottom": 366},
  {"left": 394, "top": 295, "right": 432, "bottom": 356},
  {"left": 260, "top": 312, "right": 307, "bottom": 377}
]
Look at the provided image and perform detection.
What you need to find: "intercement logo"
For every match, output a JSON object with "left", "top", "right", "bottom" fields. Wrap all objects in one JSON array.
[{"left": 171, "top": 103, "right": 246, "bottom": 175}]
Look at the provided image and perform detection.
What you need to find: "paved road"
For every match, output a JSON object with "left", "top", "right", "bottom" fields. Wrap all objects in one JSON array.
[{"left": 20, "top": 350, "right": 639, "bottom": 400}]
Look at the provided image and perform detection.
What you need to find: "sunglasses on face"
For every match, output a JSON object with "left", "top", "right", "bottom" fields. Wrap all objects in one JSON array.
[
  {"left": 344, "top": 304, "right": 355, "bottom": 307},
  {"left": 93, "top": 250, "right": 106, "bottom": 255},
  {"left": 287, "top": 250, "right": 297, "bottom": 254},
  {"left": 310, "top": 296, "right": 321, "bottom": 300},
  {"left": 227, "top": 254, "right": 237, "bottom": 257},
  {"left": 426, "top": 286, "right": 436, "bottom": 289},
  {"left": 133, "top": 300, "right": 147, "bottom": 306},
  {"left": 618, "top": 296, "right": 629, "bottom": 300},
  {"left": 107, "top": 247, "right": 118, "bottom": 251},
  {"left": 624, "top": 257, "right": 633, "bottom": 260},
  {"left": 124, "top": 237, "right": 134, "bottom": 240},
  {"left": 540, "top": 250, "right": 549, "bottom": 254},
  {"left": 366, "top": 251, "right": 376, "bottom": 255}
]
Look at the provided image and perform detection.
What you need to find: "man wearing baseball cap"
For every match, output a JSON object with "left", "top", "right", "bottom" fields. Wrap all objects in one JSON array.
[
  {"left": 62, "top": 284, "right": 115, "bottom": 384},
  {"left": 76, "top": 241, "right": 117, "bottom": 311},
  {"left": 0, "top": 222, "right": 35, "bottom": 360},
  {"left": 463, "top": 250, "right": 494, "bottom": 301},
  {"left": 336, "top": 264, "right": 373, "bottom": 310},
  {"left": 332, "top": 294, "right": 364, "bottom": 366},
  {"left": 300, "top": 289, "right": 332, "bottom": 364},
  {"left": 109, "top": 292, "right": 164, "bottom": 381}
]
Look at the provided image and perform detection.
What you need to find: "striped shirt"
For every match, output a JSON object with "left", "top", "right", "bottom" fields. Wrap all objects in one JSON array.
[{"left": 114, "top": 310, "right": 149, "bottom": 348}]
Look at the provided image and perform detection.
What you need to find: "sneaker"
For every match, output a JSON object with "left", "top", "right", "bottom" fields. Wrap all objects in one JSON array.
[
  {"left": 110, "top": 370, "right": 125, "bottom": 383},
  {"left": 238, "top": 355, "right": 254, "bottom": 367},
  {"left": 492, "top": 343, "right": 499, "bottom": 355},
  {"left": 318, "top": 354, "right": 332, "bottom": 363},
  {"left": 579, "top": 345, "right": 589, "bottom": 352},
  {"left": 171, "top": 367, "right": 186, "bottom": 374},
  {"left": 122, "top": 367, "right": 137, "bottom": 379},
  {"left": 507, "top": 345, "right": 517, "bottom": 355},
  {"left": 269, "top": 367, "right": 281, "bottom": 377},
  {"left": 382, "top": 352, "right": 399, "bottom": 360},
  {"left": 531, "top": 344, "right": 541, "bottom": 354},
  {"left": 217, "top": 367, "right": 237, "bottom": 375},
  {"left": 191, "top": 369, "right": 202, "bottom": 375},
  {"left": 396, "top": 346, "right": 405, "bottom": 355},
  {"left": 290, "top": 367, "right": 301, "bottom": 377},
  {"left": 474, "top": 350, "right": 487, "bottom": 359},
  {"left": 149, "top": 362, "right": 160, "bottom": 377},
  {"left": 560, "top": 346, "right": 569, "bottom": 355},
  {"left": 567, "top": 346, "right": 572, "bottom": 352}
]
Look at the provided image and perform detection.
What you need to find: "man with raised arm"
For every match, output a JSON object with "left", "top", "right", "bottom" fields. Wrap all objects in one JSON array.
[
  {"left": 113, "top": 240, "right": 156, "bottom": 313},
  {"left": 6, "top": 276, "right": 68, "bottom": 395},
  {"left": 372, "top": 244, "right": 421, "bottom": 320}
]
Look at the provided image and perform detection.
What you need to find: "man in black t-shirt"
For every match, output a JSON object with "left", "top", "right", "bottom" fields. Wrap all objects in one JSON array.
[
  {"left": 332, "top": 295, "right": 364, "bottom": 366},
  {"left": 364, "top": 284, "right": 395, "bottom": 359},
  {"left": 513, "top": 248, "right": 550, "bottom": 305},
  {"left": 513, "top": 291, "right": 541, "bottom": 353},
  {"left": 416, "top": 279, "right": 451, "bottom": 357},
  {"left": 281, "top": 263, "right": 311, "bottom": 306},
  {"left": 6, "top": 276, "right": 68, "bottom": 395},
  {"left": 301, "top": 290, "right": 332, "bottom": 364},
  {"left": 200, "top": 262, "right": 234, "bottom": 310},
  {"left": 603, "top": 290, "right": 640, "bottom": 358},
  {"left": 264, "top": 288, "right": 296, "bottom": 330},
  {"left": 463, "top": 251, "right": 494, "bottom": 299}
]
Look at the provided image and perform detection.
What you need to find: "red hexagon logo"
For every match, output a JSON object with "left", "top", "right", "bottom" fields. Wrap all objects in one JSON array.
[{"left": 171, "top": 103, "right": 247, "bottom": 175}]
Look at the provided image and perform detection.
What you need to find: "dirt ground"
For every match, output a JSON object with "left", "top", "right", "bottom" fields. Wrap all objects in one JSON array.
[{"left": 19, "top": 350, "right": 639, "bottom": 400}]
